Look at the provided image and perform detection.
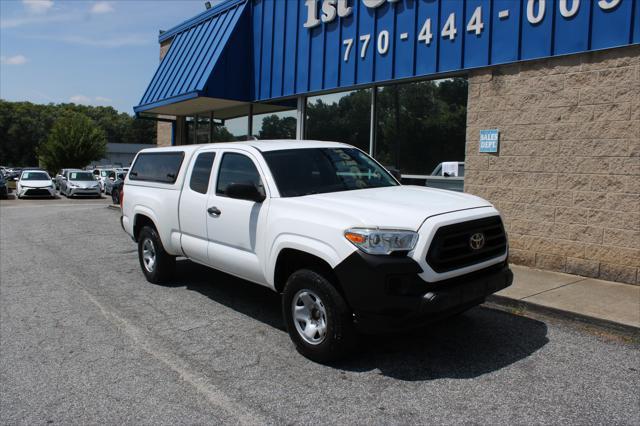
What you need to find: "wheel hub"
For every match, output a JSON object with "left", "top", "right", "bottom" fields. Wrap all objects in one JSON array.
[
  {"left": 142, "top": 238, "right": 156, "bottom": 273},
  {"left": 292, "top": 289, "right": 327, "bottom": 345}
]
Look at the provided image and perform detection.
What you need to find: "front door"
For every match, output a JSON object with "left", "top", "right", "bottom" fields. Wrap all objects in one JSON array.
[{"left": 206, "top": 150, "right": 268, "bottom": 284}]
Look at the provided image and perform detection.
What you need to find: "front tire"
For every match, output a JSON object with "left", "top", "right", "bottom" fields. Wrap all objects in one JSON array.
[
  {"left": 282, "top": 269, "right": 356, "bottom": 363},
  {"left": 137, "top": 226, "right": 174, "bottom": 284}
]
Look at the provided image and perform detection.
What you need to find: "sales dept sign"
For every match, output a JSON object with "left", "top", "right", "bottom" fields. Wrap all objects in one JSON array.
[{"left": 479, "top": 129, "right": 500, "bottom": 153}]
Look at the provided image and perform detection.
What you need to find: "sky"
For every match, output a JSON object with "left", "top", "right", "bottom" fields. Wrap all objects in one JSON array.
[{"left": 1, "top": 0, "right": 225, "bottom": 115}]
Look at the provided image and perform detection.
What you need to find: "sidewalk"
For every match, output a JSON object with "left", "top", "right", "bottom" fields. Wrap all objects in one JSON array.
[{"left": 488, "top": 265, "right": 640, "bottom": 331}]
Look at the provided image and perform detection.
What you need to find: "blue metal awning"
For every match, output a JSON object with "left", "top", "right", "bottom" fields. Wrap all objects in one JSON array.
[{"left": 134, "top": 0, "right": 250, "bottom": 115}]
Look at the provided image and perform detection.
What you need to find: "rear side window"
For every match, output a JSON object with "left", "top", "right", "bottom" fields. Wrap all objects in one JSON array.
[
  {"left": 216, "top": 153, "right": 263, "bottom": 196},
  {"left": 189, "top": 152, "right": 215, "bottom": 194},
  {"left": 129, "top": 152, "right": 185, "bottom": 184}
]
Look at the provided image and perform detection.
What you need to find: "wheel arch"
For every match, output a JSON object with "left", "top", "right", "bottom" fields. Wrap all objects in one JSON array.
[
  {"left": 273, "top": 247, "right": 345, "bottom": 297},
  {"left": 132, "top": 211, "right": 159, "bottom": 242}
]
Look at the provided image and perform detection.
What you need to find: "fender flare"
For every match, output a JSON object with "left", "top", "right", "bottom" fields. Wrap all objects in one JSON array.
[
  {"left": 266, "top": 234, "right": 345, "bottom": 287},
  {"left": 132, "top": 206, "right": 160, "bottom": 239}
]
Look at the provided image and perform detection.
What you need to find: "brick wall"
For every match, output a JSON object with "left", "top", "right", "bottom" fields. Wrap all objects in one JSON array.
[
  {"left": 157, "top": 38, "right": 174, "bottom": 147},
  {"left": 465, "top": 45, "right": 639, "bottom": 285}
]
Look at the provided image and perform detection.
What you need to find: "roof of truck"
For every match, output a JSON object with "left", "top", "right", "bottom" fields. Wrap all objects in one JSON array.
[{"left": 138, "top": 140, "right": 353, "bottom": 155}]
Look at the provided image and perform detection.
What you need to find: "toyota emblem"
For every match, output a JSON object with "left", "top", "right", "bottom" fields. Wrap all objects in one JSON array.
[{"left": 469, "top": 233, "right": 485, "bottom": 250}]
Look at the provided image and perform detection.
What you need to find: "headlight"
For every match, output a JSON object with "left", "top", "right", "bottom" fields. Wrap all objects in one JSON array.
[{"left": 344, "top": 228, "right": 418, "bottom": 255}]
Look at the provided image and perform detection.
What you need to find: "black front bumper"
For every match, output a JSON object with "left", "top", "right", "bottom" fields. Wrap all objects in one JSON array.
[{"left": 333, "top": 251, "right": 513, "bottom": 333}]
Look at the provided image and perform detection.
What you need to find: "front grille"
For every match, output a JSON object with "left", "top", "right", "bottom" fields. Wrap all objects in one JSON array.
[
  {"left": 25, "top": 188, "right": 51, "bottom": 196},
  {"left": 426, "top": 216, "right": 507, "bottom": 273}
]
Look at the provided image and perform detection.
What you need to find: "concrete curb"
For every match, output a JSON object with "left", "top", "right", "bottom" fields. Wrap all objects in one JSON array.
[{"left": 486, "top": 295, "right": 640, "bottom": 337}]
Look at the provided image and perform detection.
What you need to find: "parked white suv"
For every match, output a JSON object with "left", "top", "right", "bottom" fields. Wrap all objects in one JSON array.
[{"left": 121, "top": 141, "right": 512, "bottom": 362}]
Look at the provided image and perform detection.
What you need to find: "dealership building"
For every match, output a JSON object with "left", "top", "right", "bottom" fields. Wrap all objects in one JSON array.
[{"left": 135, "top": 0, "right": 639, "bottom": 284}]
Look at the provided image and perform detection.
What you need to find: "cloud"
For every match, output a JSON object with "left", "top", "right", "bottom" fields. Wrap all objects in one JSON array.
[
  {"left": 70, "top": 95, "right": 93, "bottom": 105},
  {"left": 38, "top": 34, "right": 151, "bottom": 48},
  {"left": 91, "top": 2, "right": 113, "bottom": 14},
  {"left": 69, "top": 95, "right": 113, "bottom": 105},
  {"left": 0, "top": 55, "right": 28, "bottom": 65},
  {"left": 0, "top": 13, "right": 73, "bottom": 29},
  {"left": 22, "top": 0, "right": 54, "bottom": 14}
]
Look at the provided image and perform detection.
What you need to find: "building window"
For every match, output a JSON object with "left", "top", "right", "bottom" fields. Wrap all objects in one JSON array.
[
  {"left": 185, "top": 116, "right": 196, "bottom": 145},
  {"left": 212, "top": 115, "right": 248, "bottom": 142},
  {"left": 305, "top": 89, "right": 371, "bottom": 153},
  {"left": 196, "top": 114, "right": 210, "bottom": 144},
  {"left": 375, "top": 78, "right": 468, "bottom": 177},
  {"left": 252, "top": 110, "right": 297, "bottom": 139}
]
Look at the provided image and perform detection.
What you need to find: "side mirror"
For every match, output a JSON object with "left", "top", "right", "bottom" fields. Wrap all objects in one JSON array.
[{"left": 226, "top": 183, "right": 265, "bottom": 203}]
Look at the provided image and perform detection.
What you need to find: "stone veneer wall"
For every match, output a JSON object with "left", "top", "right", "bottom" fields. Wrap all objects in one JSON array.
[{"left": 465, "top": 45, "right": 639, "bottom": 285}]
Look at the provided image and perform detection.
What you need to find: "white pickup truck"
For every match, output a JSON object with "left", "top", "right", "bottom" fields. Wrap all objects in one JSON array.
[{"left": 121, "top": 140, "right": 512, "bottom": 362}]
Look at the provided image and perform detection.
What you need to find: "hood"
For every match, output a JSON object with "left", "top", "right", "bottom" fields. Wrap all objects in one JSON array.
[
  {"left": 20, "top": 180, "right": 52, "bottom": 188},
  {"left": 70, "top": 180, "right": 99, "bottom": 188},
  {"left": 284, "top": 185, "right": 492, "bottom": 230}
]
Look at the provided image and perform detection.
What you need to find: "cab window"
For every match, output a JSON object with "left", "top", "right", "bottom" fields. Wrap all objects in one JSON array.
[
  {"left": 189, "top": 152, "right": 215, "bottom": 194},
  {"left": 216, "top": 153, "right": 263, "bottom": 196}
]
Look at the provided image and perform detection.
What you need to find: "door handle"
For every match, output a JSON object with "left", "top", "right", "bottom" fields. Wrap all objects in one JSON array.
[{"left": 207, "top": 206, "right": 221, "bottom": 217}]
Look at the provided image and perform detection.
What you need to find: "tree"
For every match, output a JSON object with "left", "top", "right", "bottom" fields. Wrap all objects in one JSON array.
[
  {"left": 258, "top": 114, "right": 296, "bottom": 139},
  {"left": 0, "top": 100, "right": 157, "bottom": 167},
  {"left": 38, "top": 112, "right": 107, "bottom": 172}
]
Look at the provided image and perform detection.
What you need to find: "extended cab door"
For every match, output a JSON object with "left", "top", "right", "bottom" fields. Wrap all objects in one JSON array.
[
  {"left": 178, "top": 149, "right": 217, "bottom": 264},
  {"left": 205, "top": 150, "right": 269, "bottom": 284}
]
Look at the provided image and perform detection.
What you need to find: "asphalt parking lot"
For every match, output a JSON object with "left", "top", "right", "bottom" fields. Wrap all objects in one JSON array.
[{"left": 1, "top": 197, "right": 639, "bottom": 425}]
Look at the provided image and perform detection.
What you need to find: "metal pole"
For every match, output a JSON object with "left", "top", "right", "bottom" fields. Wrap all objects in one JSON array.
[
  {"left": 193, "top": 115, "right": 198, "bottom": 145},
  {"left": 369, "top": 87, "right": 377, "bottom": 157},
  {"left": 296, "top": 96, "right": 306, "bottom": 140},
  {"left": 247, "top": 103, "right": 254, "bottom": 140},
  {"left": 209, "top": 111, "right": 214, "bottom": 143}
]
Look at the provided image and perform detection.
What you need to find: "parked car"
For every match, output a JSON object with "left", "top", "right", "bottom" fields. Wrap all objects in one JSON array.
[
  {"left": 16, "top": 170, "right": 56, "bottom": 198},
  {"left": 59, "top": 170, "right": 101, "bottom": 198},
  {"left": 5, "top": 168, "right": 22, "bottom": 181},
  {"left": 425, "top": 161, "right": 465, "bottom": 192},
  {"left": 55, "top": 168, "right": 75, "bottom": 190},
  {"left": 92, "top": 168, "right": 114, "bottom": 192},
  {"left": 0, "top": 171, "right": 9, "bottom": 199},
  {"left": 110, "top": 178, "right": 124, "bottom": 205},
  {"left": 105, "top": 171, "right": 126, "bottom": 196},
  {"left": 121, "top": 141, "right": 512, "bottom": 362},
  {"left": 104, "top": 170, "right": 127, "bottom": 195}
]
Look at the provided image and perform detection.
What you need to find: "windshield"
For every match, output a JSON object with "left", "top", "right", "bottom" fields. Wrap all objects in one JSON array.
[
  {"left": 263, "top": 147, "right": 398, "bottom": 197},
  {"left": 69, "top": 172, "right": 95, "bottom": 181},
  {"left": 21, "top": 171, "right": 50, "bottom": 181}
]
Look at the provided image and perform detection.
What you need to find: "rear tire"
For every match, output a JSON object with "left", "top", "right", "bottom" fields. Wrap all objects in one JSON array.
[
  {"left": 282, "top": 269, "right": 356, "bottom": 363},
  {"left": 137, "top": 226, "right": 175, "bottom": 284}
]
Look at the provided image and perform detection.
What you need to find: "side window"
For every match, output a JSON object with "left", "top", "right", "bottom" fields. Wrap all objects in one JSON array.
[
  {"left": 189, "top": 152, "right": 215, "bottom": 194},
  {"left": 129, "top": 152, "right": 185, "bottom": 184},
  {"left": 216, "top": 153, "right": 264, "bottom": 196}
]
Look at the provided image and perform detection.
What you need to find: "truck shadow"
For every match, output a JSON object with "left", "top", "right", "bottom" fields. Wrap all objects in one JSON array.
[{"left": 171, "top": 259, "right": 549, "bottom": 381}]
